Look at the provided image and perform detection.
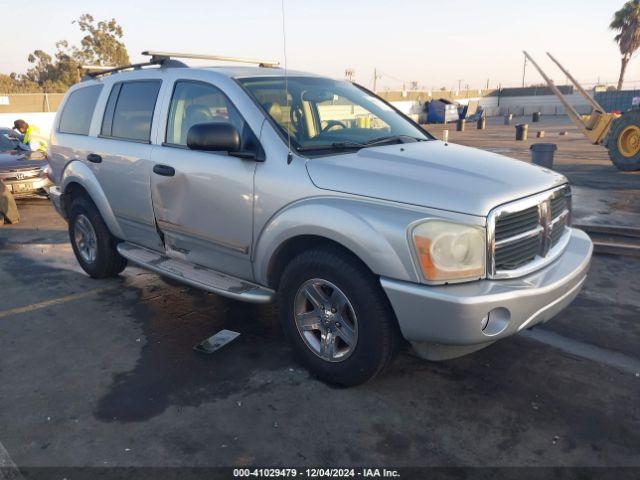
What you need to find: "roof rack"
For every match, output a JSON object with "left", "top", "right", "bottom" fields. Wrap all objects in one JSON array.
[
  {"left": 80, "top": 58, "right": 184, "bottom": 80},
  {"left": 80, "top": 65, "right": 115, "bottom": 73},
  {"left": 141, "top": 50, "right": 280, "bottom": 68},
  {"left": 79, "top": 51, "right": 279, "bottom": 81}
]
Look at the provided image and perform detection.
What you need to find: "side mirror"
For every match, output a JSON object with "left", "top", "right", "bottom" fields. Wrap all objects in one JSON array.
[{"left": 187, "top": 122, "right": 241, "bottom": 153}]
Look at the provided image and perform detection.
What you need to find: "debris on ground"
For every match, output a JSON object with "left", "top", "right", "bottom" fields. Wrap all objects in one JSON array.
[{"left": 193, "top": 329, "right": 240, "bottom": 354}]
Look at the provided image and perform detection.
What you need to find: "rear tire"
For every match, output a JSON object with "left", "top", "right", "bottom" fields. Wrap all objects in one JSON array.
[
  {"left": 606, "top": 110, "right": 640, "bottom": 171},
  {"left": 68, "top": 196, "right": 127, "bottom": 278},
  {"left": 278, "top": 247, "right": 402, "bottom": 386}
]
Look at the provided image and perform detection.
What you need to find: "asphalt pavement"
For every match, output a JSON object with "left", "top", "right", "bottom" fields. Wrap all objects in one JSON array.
[{"left": 0, "top": 199, "right": 638, "bottom": 473}]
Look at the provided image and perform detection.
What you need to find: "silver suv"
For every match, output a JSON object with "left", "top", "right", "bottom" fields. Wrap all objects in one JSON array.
[{"left": 48, "top": 52, "right": 593, "bottom": 385}]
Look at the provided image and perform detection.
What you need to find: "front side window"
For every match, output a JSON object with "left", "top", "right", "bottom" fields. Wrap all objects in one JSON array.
[
  {"left": 59, "top": 85, "right": 103, "bottom": 135},
  {"left": 239, "top": 76, "right": 431, "bottom": 154},
  {"left": 101, "top": 80, "right": 161, "bottom": 142},
  {"left": 166, "top": 80, "right": 254, "bottom": 150}
]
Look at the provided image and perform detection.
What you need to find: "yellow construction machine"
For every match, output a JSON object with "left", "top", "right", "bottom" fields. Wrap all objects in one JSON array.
[{"left": 524, "top": 51, "right": 640, "bottom": 171}]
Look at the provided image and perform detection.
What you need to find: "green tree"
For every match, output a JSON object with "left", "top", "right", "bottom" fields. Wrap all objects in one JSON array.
[
  {"left": 73, "top": 14, "right": 130, "bottom": 67},
  {"left": 0, "top": 73, "right": 39, "bottom": 93},
  {"left": 21, "top": 13, "right": 129, "bottom": 92},
  {"left": 610, "top": 0, "right": 640, "bottom": 90}
]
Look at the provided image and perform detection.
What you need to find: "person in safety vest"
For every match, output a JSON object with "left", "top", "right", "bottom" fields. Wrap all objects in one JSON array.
[{"left": 12, "top": 119, "right": 47, "bottom": 154}]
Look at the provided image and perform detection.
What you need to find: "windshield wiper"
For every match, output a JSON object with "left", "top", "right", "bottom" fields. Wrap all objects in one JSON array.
[
  {"left": 363, "top": 135, "right": 427, "bottom": 147},
  {"left": 296, "top": 135, "right": 427, "bottom": 153},
  {"left": 297, "top": 142, "right": 365, "bottom": 152},
  {"left": 330, "top": 135, "right": 425, "bottom": 149}
]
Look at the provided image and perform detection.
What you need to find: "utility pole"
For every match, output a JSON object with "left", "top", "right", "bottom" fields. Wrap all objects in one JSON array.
[
  {"left": 522, "top": 54, "right": 527, "bottom": 88},
  {"left": 373, "top": 68, "right": 382, "bottom": 93},
  {"left": 486, "top": 78, "right": 490, "bottom": 90},
  {"left": 345, "top": 69, "right": 355, "bottom": 82},
  {"left": 458, "top": 79, "right": 462, "bottom": 92}
]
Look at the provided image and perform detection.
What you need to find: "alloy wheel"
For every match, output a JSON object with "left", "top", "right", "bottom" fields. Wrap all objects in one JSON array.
[
  {"left": 74, "top": 214, "right": 98, "bottom": 264},
  {"left": 293, "top": 278, "right": 358, "bottom": 362}
]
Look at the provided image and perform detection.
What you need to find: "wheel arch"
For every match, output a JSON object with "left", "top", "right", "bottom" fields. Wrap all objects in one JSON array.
[
  {"left": 266, "top": 235, "right": 372, "bottom": 290},
  {"left": 60, "top": 160, "right": 125, "bottom": 238},
  {"left": 253, "top": 198, "right": 421, "bottom": 288}
]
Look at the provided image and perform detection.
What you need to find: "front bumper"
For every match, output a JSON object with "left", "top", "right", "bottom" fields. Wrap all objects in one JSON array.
[
  {"left": 48, "top": 185, "right": 66, "bottom": 218},
  {"left": 3, "top": 176, "right": 51, "bottom": 196},
  {"left": 381, "top": 228, "right": 592, "bottom": 355}
]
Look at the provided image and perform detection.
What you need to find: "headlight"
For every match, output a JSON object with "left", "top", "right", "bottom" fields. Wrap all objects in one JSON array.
[{"left": 411, "top": 220, "right": 486, "bottom": 282}]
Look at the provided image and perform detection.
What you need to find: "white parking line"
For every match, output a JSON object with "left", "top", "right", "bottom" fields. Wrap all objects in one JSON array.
[
  {"left": 522, "top": 328, "right": 640, "bottom": 375},
  {"left": 0, "top": 441, "right": 24, "bottom": 480}
]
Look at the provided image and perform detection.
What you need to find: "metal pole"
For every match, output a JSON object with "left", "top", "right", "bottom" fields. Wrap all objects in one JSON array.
[
  {"left": 546, "top": 52, "right": 604, "bottom": 111},
  {"left": 523, "top": 51, "right": 587, "bottom": 132},
  {"left": 522, "top": 55, "right": 527, "bottom": 88},
  {"left": 373, "top": 68, "right": 377, "bottom": 93}
]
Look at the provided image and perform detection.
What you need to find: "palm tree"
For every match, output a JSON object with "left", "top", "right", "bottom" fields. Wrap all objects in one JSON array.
[{"left": 610, "top": 0, "right": 640, "bottom": 90}]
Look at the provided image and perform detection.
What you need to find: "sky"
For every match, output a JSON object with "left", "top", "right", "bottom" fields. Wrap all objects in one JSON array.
[{"left": 0, "top": 0, "right": 634, "bottom": 90}]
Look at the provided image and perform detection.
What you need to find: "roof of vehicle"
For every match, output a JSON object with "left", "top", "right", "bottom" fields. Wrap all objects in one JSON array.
[
  {"left": 199, "top": 66, "right": 321, "bottom": 79},
  {"left": 78, "top": 52, "right": 329, "bottom": 84},
  {"left": 85, "top": 65, "right": 321, "bottom": 81}
]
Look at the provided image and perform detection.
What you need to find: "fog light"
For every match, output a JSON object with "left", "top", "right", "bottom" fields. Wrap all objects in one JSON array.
[{"left": 482, "top": 307, "right": 511, "bottom": 336}]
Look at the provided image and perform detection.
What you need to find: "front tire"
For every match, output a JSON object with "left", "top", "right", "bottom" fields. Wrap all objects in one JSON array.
[
  {"left": 278, "top": 247, "right": 401, "bottom": 386},
  {"left": 68, "top": 196, "right": 127, "bottom": 278},
  {"left": 606, "top": 110, "right": 640, "bottom": 171}
]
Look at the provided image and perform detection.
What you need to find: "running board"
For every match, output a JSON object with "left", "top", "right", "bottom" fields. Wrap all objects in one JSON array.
[{"left": 117, "top": 243, "right": 274, "bottom": 303}]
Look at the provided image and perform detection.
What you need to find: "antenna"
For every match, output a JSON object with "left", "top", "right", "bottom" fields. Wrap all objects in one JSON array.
[{"left": 281, "top": 0, "right": 293, "bottom": 164}]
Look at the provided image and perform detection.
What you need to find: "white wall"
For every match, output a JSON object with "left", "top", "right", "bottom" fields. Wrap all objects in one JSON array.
[
  {"left": 479, "top": 94, "right": 592, "bottom": 117},
  {"left": 388, "top": 93, "right": 594, "bottom": 119},
  {"left": 389, "top": 100, "right": 422, "bottom": 115}
]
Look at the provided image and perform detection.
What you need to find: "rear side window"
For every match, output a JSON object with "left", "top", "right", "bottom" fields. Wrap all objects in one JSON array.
[
  {"left": 58, "top": 85, "right": 103, "bottom": 135},
  {"left": 100, "top": 80, "right": 161, "bottom": 142}
]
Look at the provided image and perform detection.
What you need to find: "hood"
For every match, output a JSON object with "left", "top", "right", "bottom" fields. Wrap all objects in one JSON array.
[
  {"left": 0, "top": 151, "right": 48, "bottom": 171},
  {"left": 305, "top": 141, "right": 567, "bottom": 217}
]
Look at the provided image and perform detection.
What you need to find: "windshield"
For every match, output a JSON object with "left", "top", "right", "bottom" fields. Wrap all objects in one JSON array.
[{"left": 238, "top": 76, "right": 431, "bottom": 154}]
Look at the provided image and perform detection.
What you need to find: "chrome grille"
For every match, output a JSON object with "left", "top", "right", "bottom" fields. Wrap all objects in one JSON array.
[
  {"left": 495, "top": 234, "right": 540, "bottom": 270},
  {"left": 488, "top": 185, "right": 571, "bottom": 279},
  {"left": 550, "top": 194, "right": 568, "bottom": 220},
  {"left": 494, "top": 206, "right": 539, "bottom": 242},
  {"left": 549, "top": 222, "right": 565, "bottom": 245}
]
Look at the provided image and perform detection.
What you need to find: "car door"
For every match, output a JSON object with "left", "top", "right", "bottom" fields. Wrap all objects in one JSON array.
[
  {"left": 150, "top": 79, "right": 261, "bottom": 279},
  {"left": 89, "top": 79, "right": 164, "bottom": 250}
]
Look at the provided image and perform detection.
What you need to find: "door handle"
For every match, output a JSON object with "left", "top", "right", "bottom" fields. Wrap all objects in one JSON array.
[
  {"left": 87, "top": 153, "right": 102, "bottom": 163},
  {"left": 153, "top": 164, "right": 175, "bottom": 177}
]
